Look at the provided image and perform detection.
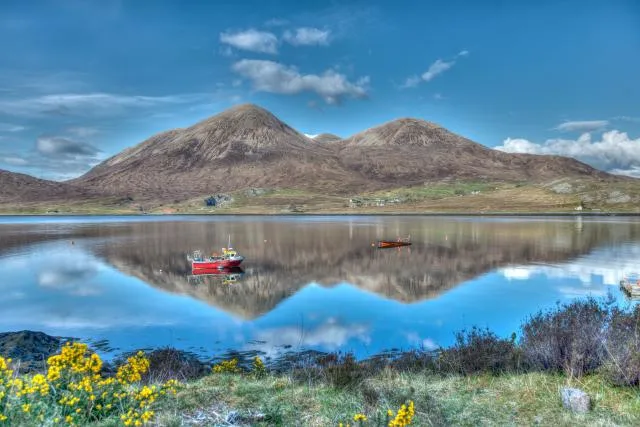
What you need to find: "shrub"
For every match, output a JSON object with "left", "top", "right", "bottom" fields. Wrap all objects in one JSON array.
[
  {"left": 437, "top": 327, "right": 519, "bottom": 375},
  {"left": 317, "top": 353, "right": 367, "bottom": 389},
  {"left": 520, "top": 298, "right": 609, "bottom": 377},
  {"left": 143, "top": 348, "right": 209, "bottom": 383},
  {"left": 601, "top": 305, "right": 640, "bottom": 386},
  {"left": 0, "top": 342, "right": 180, "bottom": 426}
]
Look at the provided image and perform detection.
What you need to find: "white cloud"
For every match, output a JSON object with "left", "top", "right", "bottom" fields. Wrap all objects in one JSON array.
[
  {"left": 401, "top": 75, "right": 422, "bottom": 89},
  {"left": 264, "top": 18, "right": 289, "bottom": 27},
  {"left": 433, "top": 93, "right": 444, "bottom": 100},
  {"left": 231, "top": 59, "right": 369, "bottom": 104},
  {"left": 219, "top": 29, "right": 279, "bottom": 54},
  {"left": 283, "top": 27, "right": 331, "bottom": 46},
  {"left": 613, "top": 116, "right": 640, "bottom": 123},
  {"left": 304, "top": 133, "right": 318, "bottom": 138},
  {"left": 0, "top": 123, "right": 26, "bottom": 132},
  {"left": 500, "top": 244, "right": 640, "bottom": 293},
  {"left": 495, "top": 130, "right": 640, "bottom": 177},
  {"left": 402, "top": 50, "right": 469, "bottom": 88},
  {"left": 66, "top": 127, "right": 99, "bottom": 138},
  {"left": 0, "top": 92, "right": 205, "bottom": 117},
  {"left": 1, "top": 156, "right": 28, "bottom": 166},
  {"left": 422, "top": 59, "right": 455, "bottom": 82},
  {"left": 246, "top": 318, "right": 371, "bottom": 357},
  {"left": 554, "top": 120, "right": 609, "bottom": 132},
  {"left": 36, "top": 136, "right": 100, "bottom": 158}
]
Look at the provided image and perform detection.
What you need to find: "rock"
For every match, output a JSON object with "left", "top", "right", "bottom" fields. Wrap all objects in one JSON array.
[
  {"left": 560, "top": 387, "right": 591, "bottom": 413},
  {"left": 0, "top": 331, "right": 66, "bottom": 372},
  {"left": 225, "top": 411, "right": 240, "bottom": 424},
  {"left": 606, "top": 191, "right": 631, "bottom": 204},
  {"left": 551, "top": 182, "right": 573, "bottom": 194},
  {"left": 244, "top": 188, "right": 267, "bottom": 197}
]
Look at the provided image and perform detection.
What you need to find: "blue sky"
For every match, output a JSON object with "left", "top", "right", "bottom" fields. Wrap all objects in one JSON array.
[{"left": 0, "top": 0, "right": 639, "bottom": 180}]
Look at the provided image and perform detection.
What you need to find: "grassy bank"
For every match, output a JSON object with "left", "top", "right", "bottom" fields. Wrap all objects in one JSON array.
[
  {"left": 1, "top": 299, "right": 639, "bottom": 426},
  {"left": 152, "top": 370, "right": 639, "bottom": 426},
  {"left": 2, "top": 180, "right": 640, "bottom": 215}
]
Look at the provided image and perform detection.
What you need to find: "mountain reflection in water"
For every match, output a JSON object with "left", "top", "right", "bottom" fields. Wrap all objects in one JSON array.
[{"left": 0, "top": 216, "right": 639, "bottom": 360}]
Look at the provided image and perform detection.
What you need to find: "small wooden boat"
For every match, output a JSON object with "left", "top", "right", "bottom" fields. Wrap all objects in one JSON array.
[
  {"left": 374, "top": 235, "right": 412, "bottom": 249},
  {"left": 620, "top": 273, "right": 640, "bottom": 298}
]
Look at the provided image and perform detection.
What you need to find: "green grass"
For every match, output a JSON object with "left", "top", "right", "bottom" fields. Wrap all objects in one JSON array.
[
  {"left": 150, "top": 370, "right": 640, "bottom": 426},
  {"left": 357, "top": 182, "right": 502, "bottom": 203}
]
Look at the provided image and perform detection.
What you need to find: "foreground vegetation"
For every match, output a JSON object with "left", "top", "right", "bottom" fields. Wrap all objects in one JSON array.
[{"left": 1, "top": 299, "right": 639, "bottom": 426}]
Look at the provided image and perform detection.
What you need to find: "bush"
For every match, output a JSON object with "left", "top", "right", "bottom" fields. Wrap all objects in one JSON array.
[
  {"left": 143, "top": 348, "right": 209, "bottom": 383},
  {"left": 601, "top": 305, "right": 640, "bottom": 386},
  {"left": 316, "top": 353, "right": 368, "bottom": 389},
  {"left": 437, "top": 327, "right": 519, "bottom": 375},
  {"left": 520, "top": 298, "right": 610, "bottom": 377}
]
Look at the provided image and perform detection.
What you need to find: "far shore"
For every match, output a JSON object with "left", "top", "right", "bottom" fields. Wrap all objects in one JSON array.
[{"left": 1, "top": 211, "right": 640, "bottom": 217}]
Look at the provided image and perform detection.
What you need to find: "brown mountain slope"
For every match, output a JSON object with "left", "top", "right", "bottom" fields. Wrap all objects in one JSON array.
[
  {"left": 7, "top": 103, "right": 629, "bottom": 207},
  {"left": 71, "top": 104, "right": 368, "bottom": 199},
  {"left": 332, "top": 118, "right": 615, "bottom": 185},
  {"left": 312, "top": 133, "right": 342, "bottom": 143},
  {"left": 0, "top": 169, "right": 97, "bottom": 203}
]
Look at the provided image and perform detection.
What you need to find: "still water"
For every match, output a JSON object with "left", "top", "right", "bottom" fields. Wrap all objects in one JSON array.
[{"left": 0, "top": 215, "right": 638, "bottom": 360}]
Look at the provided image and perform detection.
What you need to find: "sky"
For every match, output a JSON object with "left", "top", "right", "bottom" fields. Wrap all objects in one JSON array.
[{"left": 0, "top": 0, "right": 639, "bottom": 180}]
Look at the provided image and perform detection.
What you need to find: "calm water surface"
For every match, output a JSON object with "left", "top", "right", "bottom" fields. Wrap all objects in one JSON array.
[{"left": 1, "top": 215, "right": 638, "bottom": 361}]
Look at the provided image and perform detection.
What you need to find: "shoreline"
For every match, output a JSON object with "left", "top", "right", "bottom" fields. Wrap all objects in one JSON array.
[{"left": 1, "top": 211, "right": 640, "bottom": 217}]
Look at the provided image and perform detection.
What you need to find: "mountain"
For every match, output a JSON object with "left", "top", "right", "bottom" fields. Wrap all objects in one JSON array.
[
  {"left": 0, "top": 169, "right": 94, "bottom": 204},
  {"left": 3, "top": 103, "right": 634, "bottom": 209},
  {"left": 312, "top": 133, "right": 342, "bottom": 143},
  {"left": 69, "top": 104, "right": 620, "bottom": 203},
  {"left": 332, "top": 118, "right": 612, "bottom": 185},
  {"left": 71, "top": 104, "right": 368, "bottom": 200}
]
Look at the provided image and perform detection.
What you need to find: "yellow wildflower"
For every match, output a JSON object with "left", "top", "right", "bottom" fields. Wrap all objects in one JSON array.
[
  {"left": 212, "top": 358, "right": 241, "bottom": 373},
  {"left": 388, "top": 400, "right": 415, "bottom": 427},
  {"left": 22, "top": 403, "right": 30, "bottom": 413},
  {"left": 354, "top": 413, "right": 367, "bottom": 422}
]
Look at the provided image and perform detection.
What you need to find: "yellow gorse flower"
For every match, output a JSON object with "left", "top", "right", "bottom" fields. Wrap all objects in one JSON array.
[
  {"left": 212, "top": 358, "right": 242, "bottom": 373},
  {"left": 116, "top": 351, "right": 150, "bottom": 384},
  {"left": 0, "top": 341, "right": 181, "bottom": 426},
  {"left": 388, "top": 400, "right": 415, "bottom": 427},
  {"left": 353, "top": 413, "right": 368, "bottom": 422}
]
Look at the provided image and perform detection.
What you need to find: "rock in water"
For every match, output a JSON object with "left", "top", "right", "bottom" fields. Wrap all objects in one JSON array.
[
  {"left": 560, "top": 387, "right": 591, "bottom": 413},
  {"left": 0, "top": 330, "right": 64, "bottom": 372}
]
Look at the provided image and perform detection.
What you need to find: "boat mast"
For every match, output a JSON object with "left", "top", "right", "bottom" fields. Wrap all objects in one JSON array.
[{"left": 228, "top": 234, "right": 231, "bottom": 248}]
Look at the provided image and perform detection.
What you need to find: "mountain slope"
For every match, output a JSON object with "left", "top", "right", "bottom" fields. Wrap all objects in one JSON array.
[
  {"left": 72, "top": 104, "right": 368, "bottom": 199},
  {"left": 332, "top": 118, "right": 614, "bottom": 185},
  {"left": 312, "top": 133, "right": 342, "bottom": 143},
  {"left": 0, "top": 169, "right": 95, "bottom": 203}
]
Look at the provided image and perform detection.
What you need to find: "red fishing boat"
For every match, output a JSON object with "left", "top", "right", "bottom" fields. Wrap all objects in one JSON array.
[
  {"left": 187, "top": 236, "right": 244, "bottom": 269},
  {"left": 373, "top": 235, "right": 412, "bottom": 249}
]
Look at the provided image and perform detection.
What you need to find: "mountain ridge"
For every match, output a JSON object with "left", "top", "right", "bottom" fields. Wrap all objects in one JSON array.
[{"left": 1, "top": 103, "right": 635, "bottom": 209}]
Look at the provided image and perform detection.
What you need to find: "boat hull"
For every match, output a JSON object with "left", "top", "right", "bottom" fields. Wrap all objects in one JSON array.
[
  {"left": 376, "top": 241, "right": 411, "bottom": 249},
  {"left": 192, "top": 257, "right": 243, "bottom": 269},
  {"left": 191, "top": 267, "right": 244, "bottom": 276}
]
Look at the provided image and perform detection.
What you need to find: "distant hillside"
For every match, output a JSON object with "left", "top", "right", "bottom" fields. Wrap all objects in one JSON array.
[
  {"left": 332, "top": 118, "right": 613, "bottom": 185},
  {"left": 0, "top": 169, "right": 95, "bottom": 204},
  {"left": 312, "top": 133, "right": 342, "bottom": 143},
  {"left": 1, "top": 103, "right": 635, "bottom": 209}
]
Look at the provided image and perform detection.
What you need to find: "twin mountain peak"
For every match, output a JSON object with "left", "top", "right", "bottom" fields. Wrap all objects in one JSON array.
[{"left": 1, "top": 103, "right": 622, "bottom": 204}]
